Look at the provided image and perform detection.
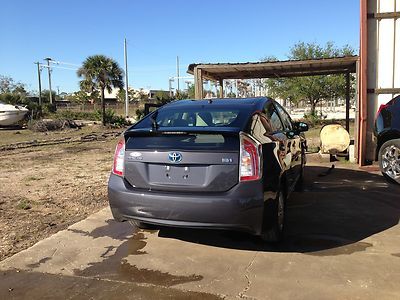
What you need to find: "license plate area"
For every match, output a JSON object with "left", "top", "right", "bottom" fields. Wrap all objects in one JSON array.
[{"left": 148, "top": 164, "right": 206, "bottom": 186}]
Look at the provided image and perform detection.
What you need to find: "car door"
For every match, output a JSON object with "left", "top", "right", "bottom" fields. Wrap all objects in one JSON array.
[
  {"left": 262, "top": 101, "right": 294, "bottom": 189},
  {"left": 273, "top": 101, "right": 303, "bottom": 190},
  {"left": 248, "top": 111, "right": 282, "bottom": 193}
]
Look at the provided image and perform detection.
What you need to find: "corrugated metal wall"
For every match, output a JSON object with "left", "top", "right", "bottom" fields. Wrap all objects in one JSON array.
[
  {"left": 376, "top": 0, "right": 400, "bottom": 105},
  {"left": 365, "top": 0, "right": 400, "bottom": 161}
]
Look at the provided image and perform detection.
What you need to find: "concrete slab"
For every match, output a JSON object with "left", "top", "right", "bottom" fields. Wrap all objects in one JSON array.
[{"left": 1, "top": 163, "right": 400, "bottom": 299}]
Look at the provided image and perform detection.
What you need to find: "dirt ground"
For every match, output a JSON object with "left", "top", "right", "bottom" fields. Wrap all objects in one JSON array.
[{"left": 0, "top": 127, "right": 122, "bottom": 261}]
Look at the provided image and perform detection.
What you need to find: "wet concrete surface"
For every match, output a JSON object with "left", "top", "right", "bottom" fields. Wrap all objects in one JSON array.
[
  {"left": 0, "top": 270, "right": 219, "bottom": 300},
  {"left": 73, "top": 231, "right": 203, "bottom": 287},
  {"left": 1, "top": 162, "right": 400, "bottom": 299}
]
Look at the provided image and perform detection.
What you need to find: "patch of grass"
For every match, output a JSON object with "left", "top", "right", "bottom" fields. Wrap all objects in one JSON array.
[
  {"left": 25, "top": 175, "right": 44, "bottom": 181},
  {"left": 307, "top": 146, "right": 320, "bottom": 153},
  {"left": 305, "top": 126, "right": 322, "bottom": 140},
  {"left": 16, "top": 198, "right": 32, "bottom": 210}
]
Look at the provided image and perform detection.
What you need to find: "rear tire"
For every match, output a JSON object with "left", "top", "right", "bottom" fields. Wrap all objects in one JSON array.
[
  {"left": 295, "top": 153, "right": 306, "bottom": 192},
  {"left": 260, "top": 189, "right": 286, "bottom": 243},
  {"left": 378, "top": 139, "right": 400, "bottom": 185}
]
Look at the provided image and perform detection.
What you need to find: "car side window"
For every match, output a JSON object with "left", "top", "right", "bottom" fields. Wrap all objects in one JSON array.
[
  {"left": 264, "top": 102, "right": 284, "bottom": 132},
  {"left": 274, "top": 102, "right": 293, "bottom": 131},
  {"left": 250, "top": 114, "right": 273, "bottom": 143}
]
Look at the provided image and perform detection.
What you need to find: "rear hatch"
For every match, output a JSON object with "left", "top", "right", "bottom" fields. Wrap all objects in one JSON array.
[{"left": 124, "top": 130, "right": 240, "bottom": 192}]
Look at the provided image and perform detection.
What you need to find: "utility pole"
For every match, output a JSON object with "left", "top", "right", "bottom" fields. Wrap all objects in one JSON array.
[
  {"left": 124, "top": 38, "right": 129, "bottom": 118},
  {"left": 44, "top": 57, "right": 53, "bottom": 104},
  {"left": 168, "top": 77, "right": 174, "bottom": 98},
  {"left": 345, "top": 72, "right": 351, "bottom": 133},
  {"left": 35, "top": 62, "right": 42, "bottom": 105},
  {"left": 176, "top": 56, "right": 180, "bottom": 93}
]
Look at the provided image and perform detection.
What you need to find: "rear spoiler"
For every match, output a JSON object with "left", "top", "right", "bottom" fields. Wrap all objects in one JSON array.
[{"left": 124, "top": 127, "right": 241, "bottom": 139}]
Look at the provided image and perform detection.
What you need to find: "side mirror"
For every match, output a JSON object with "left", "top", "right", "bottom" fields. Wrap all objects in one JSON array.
[
  {"left": 286, "top": 131, "right": 296, "bottom": 139},
  {"left": 294, "top": 121, "right": 309, "bottom": 132}
]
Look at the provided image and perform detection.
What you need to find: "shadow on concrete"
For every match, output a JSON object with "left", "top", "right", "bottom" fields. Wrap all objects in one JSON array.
[
  {"left": 157, "top": 165, "right": 400, "bottom": 255},
  {"left": 68, "top": 219, "right": 133, "bottom": 241}
]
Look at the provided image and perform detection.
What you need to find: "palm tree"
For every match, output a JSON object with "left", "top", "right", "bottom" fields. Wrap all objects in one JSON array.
[{"left": 77, "top": 55, "right": 124, "bottom": 125}]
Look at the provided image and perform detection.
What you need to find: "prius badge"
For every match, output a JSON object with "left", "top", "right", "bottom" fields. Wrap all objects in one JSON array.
[
  {"left": 128, "top": 151, "right": 143, "bottom": 160},
  {"left": 168, "top": 152, "right": 182, "bottom": 163}
]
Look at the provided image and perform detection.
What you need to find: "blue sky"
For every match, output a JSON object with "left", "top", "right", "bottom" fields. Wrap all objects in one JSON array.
[{"left": 0, "top": 0, "right": 360, "bottom": 93}]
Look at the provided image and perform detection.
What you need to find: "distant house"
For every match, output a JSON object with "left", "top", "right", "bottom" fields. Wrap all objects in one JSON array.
[
  {"left": 55, "top": 99, "right": 71, "bottom": 107},
  {"left": 26, "top": 95, "right": 71, "bottom": 107},
  {"left": 26, "top": 96, "right": 39, "bottom": 103},
  {"left": 149, "top": 90, "right": 170, "bottom": 101},
  {"left": 59, "top": 92, "right": 69, "bottom": 100},
  {"left": 104, "top": 88, "right": 119, "bottom": 100},
  {"left": 103, "top": 88, "right": 119, "bottom": 104},
  {"left": 86, "top": 87, "right": 120, "bottom": 104}
]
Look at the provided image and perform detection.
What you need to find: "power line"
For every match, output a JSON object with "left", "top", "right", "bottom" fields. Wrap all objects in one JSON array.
[
  {"left": 35, "top": 58, "right": 80, "bottom": 100},
  {"left": 50, "top": 60, "right": 80, "bottom": 67},
  {"left": 41, "top": 65, "right": 78, "bottom": 71}
]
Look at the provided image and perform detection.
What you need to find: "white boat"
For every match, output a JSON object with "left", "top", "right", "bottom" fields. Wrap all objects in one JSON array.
[{"left": 0, "top": 101, "right": 29, "bottom": 126}]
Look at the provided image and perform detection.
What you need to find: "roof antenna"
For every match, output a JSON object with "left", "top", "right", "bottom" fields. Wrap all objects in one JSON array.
[{"left": 208, "top": 99, "right": 213, "bottom": 104}]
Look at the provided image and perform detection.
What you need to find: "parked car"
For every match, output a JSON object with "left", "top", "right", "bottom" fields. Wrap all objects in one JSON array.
[
  {"left": 108, "top": 97, "right": 308, "bottom": 242},
  {"left": 374, "top": 95, "right": 400, "bottom": 184}
]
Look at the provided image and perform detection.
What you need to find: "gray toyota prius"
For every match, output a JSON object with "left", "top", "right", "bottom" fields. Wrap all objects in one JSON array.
[{"left": 108, "top": 97, "right": 308, "bottom": 242}]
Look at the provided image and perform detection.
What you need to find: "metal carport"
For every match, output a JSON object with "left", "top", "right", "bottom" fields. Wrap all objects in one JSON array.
[{"left": 187, "top": 56, "right": 359, "bottom": 160}]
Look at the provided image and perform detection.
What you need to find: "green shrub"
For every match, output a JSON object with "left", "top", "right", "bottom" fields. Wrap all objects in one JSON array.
[
  {"left": 16, "top": 198, "right": 32, "bottom": 210},
  {"left": 53, "top": 110, "right": 100, "bottom": 121},
  {"left": 135, "top": 108, "right": 145, "bottom": 120},
  {"left": 43, "top": 103, "right": 57, "bottom": 114},
  {"left": 100, "top": 109, "right": 131, "bottom": 127},
  {"left": 302, "top": 112, "right": 327, "bottom": 127}
]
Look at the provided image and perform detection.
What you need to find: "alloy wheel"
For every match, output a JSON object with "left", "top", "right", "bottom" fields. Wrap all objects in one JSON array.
[{"left": 381, "top": 145, "right": 400, "bottom": 180}]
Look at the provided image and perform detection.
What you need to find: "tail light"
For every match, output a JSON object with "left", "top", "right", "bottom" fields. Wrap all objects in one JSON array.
[
  {"left": 376, "top": 104, "right": 388, "bottom": 119},
  {"left": 112, "top": 138, "right": 125, "bottom": 176},
  {"left": 240, "top": 133, "right": 262, "bottom": 181}
]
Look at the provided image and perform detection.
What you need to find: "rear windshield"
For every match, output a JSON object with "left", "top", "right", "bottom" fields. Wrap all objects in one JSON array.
[
  {"left": 126, "top": 134, "right": 239, "bottom": 151},
  {"left": 134, "top": 106, "right": 251, "bottom": 129}
]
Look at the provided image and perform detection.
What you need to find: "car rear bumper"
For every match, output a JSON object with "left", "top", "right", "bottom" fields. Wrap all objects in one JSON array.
[{"left": 108, "top": 174, "right": 267, "bottom": 235}]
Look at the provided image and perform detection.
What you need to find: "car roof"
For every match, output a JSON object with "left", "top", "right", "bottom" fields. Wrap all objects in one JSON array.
[{"left": 162, "top": 97, "right": 271, "bottom": 111}]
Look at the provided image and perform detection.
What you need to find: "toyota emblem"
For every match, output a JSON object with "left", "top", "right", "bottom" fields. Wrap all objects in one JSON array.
[{"left": 168, "top": 152, "right": 182, "bottom": 163}]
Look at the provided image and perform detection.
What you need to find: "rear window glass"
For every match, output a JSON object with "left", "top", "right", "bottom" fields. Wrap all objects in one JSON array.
[
  {"left": 126, "top": 134, "right": 239, "bottom": 151},
  {"left": 134, "top": 106, "right": 250, "bottom": 129}
]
